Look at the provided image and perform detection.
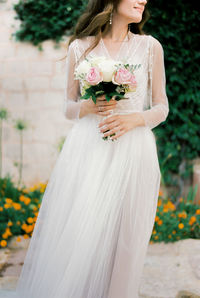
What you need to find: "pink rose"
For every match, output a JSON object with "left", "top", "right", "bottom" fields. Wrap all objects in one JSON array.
[
  {"left": 86, "top": 67, "right": 103, "bottom": 85},
  {"left": 112, "top": 68, "right": 137, "bottom": 87}
]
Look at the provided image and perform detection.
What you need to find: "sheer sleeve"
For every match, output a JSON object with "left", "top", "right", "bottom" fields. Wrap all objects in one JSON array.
[
  {"left": 63, "top": 40, "right": 82, "bottom": 121},
  {"left": 140, "top": 37, "right": 169, "bottom": 129}
]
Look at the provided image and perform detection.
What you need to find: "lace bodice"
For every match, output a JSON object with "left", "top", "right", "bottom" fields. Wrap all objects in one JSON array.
[{"left": 63, "top": 31, "right": 169, "bottom": 129}]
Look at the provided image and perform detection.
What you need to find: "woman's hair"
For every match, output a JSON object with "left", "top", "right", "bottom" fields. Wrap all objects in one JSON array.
[{"left": 67, "top": 0, "right": 150, "bottom": 60}]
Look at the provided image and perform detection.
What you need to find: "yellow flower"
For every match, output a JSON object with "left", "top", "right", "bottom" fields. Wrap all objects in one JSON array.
[
  {"left": 157, "top": 199, "right": 162, "bottom": 207},
  {"left": 13, "top": 202, "right": 21, "bottom": 210},
  {"left": 26, "top": 225, "right": 34, "bottom": 233},
  {"left": 16, "top": 236, "right": 21, "bottom": 242},
  {"left": 178, "top": 223, "right": 184, "bottom": 229},
  {"left": 29, "top": 186, "right": 36, "bottom": 192},
  {"left": 5, "top": 228, "right": 12, "bottom": 236},
  {"left": 155, "top": 216, "right": 159, "bottom": 222},
  {"left": 5, "top": 198, "right": 13, "bottom": 204},
  {"left": 24, "top": 197, "right": 31, "bottom": 205},
  {"left": 163, "top": 200, "right": 176, "bottom": 212},
  {"left": 2, "top": 233, "right": 8, "bottom": 239},
  {"left": 178, "top": 211, "right": 187, "bottom": 218},
  {"left": 0, "top": 206, "right": 3, "bottom": 211},
  {"left": 158, "top": 219, "right": 163, "bottom": 226},
  {"left": 172, "top": 230, "right": 176, "bottom": 234},
  {"left": 22, "top": 223, "right": 28, "bottom": 230},
  {"left": 189, "top": 216, "right": 196, "bottom": 225},
  {"left": 0, "top": 240, "right": 7, "bottom": 247},
  {"left": 7, "top": 221, "right": 13, "bottom": 227},
  {"left": 154, "top": 235, "right": 159, "bottom": 240},
  {"left": 19, "top": 195, "right": 26, "bottom": 202},
  {"left": 23, "top": 234, "right": 29, "bottom": 239},
  {"left": 27, "top": 217, "right": 34, "bottom": 224},
  {"left": 4, "top": 203, "right": 11, "bottom": 209},
  {"left": 153, "top": 230, "right": 156, "bottom": 234},
  {"left": 196, "top": 209, "right": 200, "bottom": 215}
]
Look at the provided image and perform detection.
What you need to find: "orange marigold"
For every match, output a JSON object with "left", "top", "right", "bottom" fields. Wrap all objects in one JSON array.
[
  {"left": 189, "top": 216, "right": 196, "bottom": 225},
  {"left": 178, "top": 223, "right": 184, "bottom": 229},
  {"left": 0, "top": 240, "right": 7, "bottom": 247},
  {"left": 5, "top": 198, "right": 13, "bottom": 204},
  {"left": 24, "top": 197, "right": 31, "bottom": 205},
  {"left": 158, "top": 219, "right": 163, "bottom": 226},
  {"left": 196, "top": 209, "right": 200, "bottom": 215},
  {"left": 27, "top": 217, "right": 34, "bottom": 224},
  {"left": 13, "top": 202, "right": 21, "bottom": 210}
]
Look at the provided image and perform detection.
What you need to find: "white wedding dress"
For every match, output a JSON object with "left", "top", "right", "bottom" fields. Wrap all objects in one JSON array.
[{"left": 0, "top": 31, "right": 169, "bottom": 298}]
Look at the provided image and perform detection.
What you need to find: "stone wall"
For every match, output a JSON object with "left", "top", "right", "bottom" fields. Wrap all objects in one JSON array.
[{"left": 0, "top": 0, "right": 73, "bottom": 186}]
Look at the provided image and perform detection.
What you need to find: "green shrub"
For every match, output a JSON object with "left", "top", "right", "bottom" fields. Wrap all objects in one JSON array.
[
  {"left": 150, "top": 189, "right": 200, "bottom": 243},
  {"left": 0, "top": 175, "right": 46, "bottom": 248}
]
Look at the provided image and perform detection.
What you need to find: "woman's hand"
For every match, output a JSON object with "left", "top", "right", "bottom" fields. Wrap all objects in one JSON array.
[
  {"left": 98, "top": 112, "right": 145, "bottom": 140},
  {"left": 85, "top": 95, "right": 118, "bottom": 116}
]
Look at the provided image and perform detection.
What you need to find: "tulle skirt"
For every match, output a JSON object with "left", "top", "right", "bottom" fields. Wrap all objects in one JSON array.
[{"left": 0, "top": 112, "right": 161, "bottom": 298}]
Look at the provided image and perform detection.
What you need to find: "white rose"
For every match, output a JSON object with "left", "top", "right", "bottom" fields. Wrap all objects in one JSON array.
[
  {"left": 90, "top": 56, "right": 107, "bottom": 66},
  {"left": 75, "top": 60, "right": 91, "bottom": 76},
  {"left": 98, "top": 60, "right": 117, "bottom": 82}
]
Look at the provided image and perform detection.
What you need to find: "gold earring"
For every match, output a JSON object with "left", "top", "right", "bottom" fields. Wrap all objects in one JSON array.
[{"left": 109, "top": 12, "right": 113, "bottom": 25}]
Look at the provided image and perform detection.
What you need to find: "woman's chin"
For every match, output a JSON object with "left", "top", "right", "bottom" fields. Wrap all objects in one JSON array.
[{"left": 130, "top": 16, "right": 143, "bottom": 24}]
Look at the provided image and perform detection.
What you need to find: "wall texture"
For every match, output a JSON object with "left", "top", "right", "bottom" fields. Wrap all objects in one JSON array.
[{"left": 0, "top": 0, "right": 73, "bottom": 186}]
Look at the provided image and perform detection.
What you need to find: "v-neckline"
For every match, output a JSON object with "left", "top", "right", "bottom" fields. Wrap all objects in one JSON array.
[{"left": 100, "top": 31, "right": 131, "bottom": 61}]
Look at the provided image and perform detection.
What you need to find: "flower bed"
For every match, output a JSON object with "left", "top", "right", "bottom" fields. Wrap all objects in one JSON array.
[
  {"left": 150, "top": 190, "right": 200, "bottom": 243},
  {"left": 0, "top": 176, "right": 46, "bottom": 248},
  {"left": 0, "top": 177, "right": 199, "bottom": 248}
]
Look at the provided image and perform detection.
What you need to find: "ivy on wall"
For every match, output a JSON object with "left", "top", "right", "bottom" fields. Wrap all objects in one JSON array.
[
  {"left": 13, "top": 0, "right": 200, "bottom": 193},
  {"left": 143, "top": 1, "right": 200, "bottom": 190},
  {"left": 13, "top": 0, "right": 86, "bottom": 45}
]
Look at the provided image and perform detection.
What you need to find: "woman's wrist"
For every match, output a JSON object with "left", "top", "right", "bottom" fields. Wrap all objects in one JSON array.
[
  {"left": 130, "top": 112, "right": 146, "bottom": 128},
  {"left": 79, "top": 100, "right": 90, "bottom": 118}
]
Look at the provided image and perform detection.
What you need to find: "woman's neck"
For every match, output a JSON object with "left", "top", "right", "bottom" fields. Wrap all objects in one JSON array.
[{"left": 103, "top": 17, "right": 129, "bottom": 42}]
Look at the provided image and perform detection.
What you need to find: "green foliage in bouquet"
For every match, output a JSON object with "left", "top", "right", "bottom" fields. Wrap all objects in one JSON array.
[{"left": 81, "top": 82, "right": 127, "bottom": 104}]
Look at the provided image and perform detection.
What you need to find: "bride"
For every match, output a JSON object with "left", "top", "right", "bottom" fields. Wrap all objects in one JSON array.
[{"left": 1, "top": 0, "right": 169, "bottom": 297}]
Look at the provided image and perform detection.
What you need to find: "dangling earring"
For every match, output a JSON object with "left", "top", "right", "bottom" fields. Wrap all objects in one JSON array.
[{"left": 109, "top": 12, "right": 113, "bottom": 25}]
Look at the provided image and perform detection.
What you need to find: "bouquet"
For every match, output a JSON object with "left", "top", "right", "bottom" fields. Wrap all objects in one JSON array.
[{"left": 75, "top": 56, "right": 141, "bottom": 141}]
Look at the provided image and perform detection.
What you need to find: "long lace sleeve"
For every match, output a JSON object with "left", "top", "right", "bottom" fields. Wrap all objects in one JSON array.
[
  {"left": 140, "top": 37, "right": 169, "bottom": 129},
  {"left": 63, "top": 40, "right": 82, "bottom": 121}
]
